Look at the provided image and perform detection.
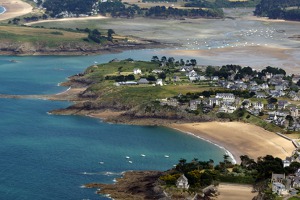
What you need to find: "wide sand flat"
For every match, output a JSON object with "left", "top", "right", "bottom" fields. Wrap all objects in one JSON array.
[
  {"left": 169, "top": 122, "right": 295, "bottom": 163},
  {"left": 26, "top": 15, "right": 108, "bottom": 26},
  {"left": 217, "top": 183, "right": 256, "bottom": 200},
  {"left": 0, "top": 0, "right": 32, "bottom": 21}
]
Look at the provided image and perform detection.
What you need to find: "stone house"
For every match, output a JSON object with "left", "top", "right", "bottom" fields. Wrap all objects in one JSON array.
[
  {"left": 278, "top": 100, "right": 289, "bottom": 110},
  {"left": 215, "top": 93, "right": 235, "bottom": 103},
  {"left": 176, "top": 174, "right": 189, "bottom": 189},
  {"left": 189, "top": 100, "right": 201, "bottom": 111}
]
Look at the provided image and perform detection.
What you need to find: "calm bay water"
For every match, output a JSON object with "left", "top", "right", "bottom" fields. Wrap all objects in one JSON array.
[
  {"left": 0, "top": 6, "right": 5, "bottom": 14},
  {"left": 0, "top": 51, "right": 225, "bottom": 199}
]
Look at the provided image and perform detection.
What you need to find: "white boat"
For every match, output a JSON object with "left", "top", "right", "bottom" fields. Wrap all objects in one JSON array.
[
  {"left": 164, "top": 155, "right": 169, "bottom": 158},
  {"left": 128, "top": 161, "right": 133, "bottom": 163},
  {"left": 99, "top": 162, "right": 104, "bottom": 164},
  {"left": 125, "top": 156, "right": 130, "bottom": 159},
  {"left": 141, "top": 154, "right": 146, "bottom": 157}
]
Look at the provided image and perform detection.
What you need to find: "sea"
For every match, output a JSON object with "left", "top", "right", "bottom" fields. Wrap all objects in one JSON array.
[
  {"left": 0, "top": 51, "right": 226, "bottom": 200},
  {"left": 0, "top": 6, "right": 6, "bottom": 15}
]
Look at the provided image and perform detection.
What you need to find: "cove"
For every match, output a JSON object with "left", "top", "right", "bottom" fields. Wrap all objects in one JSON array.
[{"left": 0, "top": 50, "right": 226, "bottom": 199}]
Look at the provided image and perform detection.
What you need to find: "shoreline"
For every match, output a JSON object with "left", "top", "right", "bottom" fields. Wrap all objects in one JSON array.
[
  {"left": 171, "top": 127, "right": 238, "bottom": 164},
  {"left": 169, "top": 122, "right": 296, "bottom": 164},
  {"left": 0, "top": 86, "right": 296, "bottom": 164},
  {"left": 25, "top": 15, "right": 108, "bottom": 26}
]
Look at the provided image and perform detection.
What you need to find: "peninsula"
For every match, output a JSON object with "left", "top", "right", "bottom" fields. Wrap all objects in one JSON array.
[
  {"left": 48, "top": 58, "right": 298, "bottom": 162},
  {"left": 1, "top": 0, "right": 300, "bottom": 199}
]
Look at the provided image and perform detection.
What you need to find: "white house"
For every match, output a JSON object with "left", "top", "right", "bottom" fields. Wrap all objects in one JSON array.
[
  {"left": 209, "top": 98, "right": 221, "bottom": 106},
  {"left": 133, "top": 68, "right": 142, "bottom": 75},
  {"left": 156, "top": 79, "right": 163, "bottom": 86},
  {"left": 215, "top": 93, "right": 235, "bottom": 103},
  {"left": 290, "top": 107, "right": 299, "bottom": 117},
  {"left": 189, "top": 100, "right": 201, "bottom": 111},
  {"left": 176, "top": 174, "right": 189, "bottom": 189},
  {"left": 253, "top": 101, "right": 264, "bottom": 110},
  {"left": 152, "top": 69, "right": 163, "bottom": 74}
]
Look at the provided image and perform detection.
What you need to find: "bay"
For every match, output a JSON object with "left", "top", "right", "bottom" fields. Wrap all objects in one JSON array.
[
  {"left": 0, "top": 51, "right": 226, "bottom": 199},
  {"left": 0, "top": 6, "right": 5, "bottom": 14}
]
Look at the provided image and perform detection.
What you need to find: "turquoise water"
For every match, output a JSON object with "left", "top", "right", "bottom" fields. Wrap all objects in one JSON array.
[
  {"left": 0, "top": 6, "right": 5, "bottom": 14},
  {"left": 0, "top": 51, "right": 225, "bottom": 199}
]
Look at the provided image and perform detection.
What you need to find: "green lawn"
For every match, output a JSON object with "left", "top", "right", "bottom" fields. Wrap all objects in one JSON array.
[
  {"left": 288, "top": 197, "right": 300, "bottom": 200},
  {"left": 0, "top": 25, "right": 89, "bottom": 47}
]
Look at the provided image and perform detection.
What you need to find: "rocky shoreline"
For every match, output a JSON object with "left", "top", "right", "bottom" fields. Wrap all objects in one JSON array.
[
  {"left": 85, "top": 171, "right": 166, "bottom": 200},
  {"left": 0, "top": 38, "right": 166, "bottom": 56}
]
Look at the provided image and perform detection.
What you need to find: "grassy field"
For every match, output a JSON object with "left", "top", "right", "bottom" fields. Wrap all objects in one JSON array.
[
  {"left": 81, "top": 60, "right": 218, "bottom": 107},
  {"left": 0, "top": 25, "right": 88, "bottom": 47}
]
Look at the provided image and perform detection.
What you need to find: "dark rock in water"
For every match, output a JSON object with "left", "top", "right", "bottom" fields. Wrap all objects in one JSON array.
[{"left": 85, "top": 171, "right": 166, "bottom": 199}]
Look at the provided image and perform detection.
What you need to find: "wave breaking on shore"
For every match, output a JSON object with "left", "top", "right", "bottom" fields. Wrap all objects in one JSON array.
[{"left": 172, "top": 128, "right": 237, "bottom": 164}]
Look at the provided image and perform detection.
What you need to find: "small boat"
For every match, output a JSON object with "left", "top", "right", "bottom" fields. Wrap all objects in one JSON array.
[
  {"left": 164, "top": 155, "right": 170, "bottom": 158},
  {"left": 141, "top": 154, "right": 146, "bottom": 157},
  {"left": 99, "top": 161, "right": 104, "bottom": 164},
  {"left": 125, "top": 156, "right": 130, "bottom": 159},
  {"left": 128, "top": 161, "right": 133, "bottom": 164}
]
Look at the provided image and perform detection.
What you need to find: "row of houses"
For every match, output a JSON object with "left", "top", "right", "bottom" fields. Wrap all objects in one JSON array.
[{"left": 114, "top": 78, "right": 163, "bottom": 86}]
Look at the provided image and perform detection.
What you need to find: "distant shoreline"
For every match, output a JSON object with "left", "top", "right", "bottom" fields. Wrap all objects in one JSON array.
[
  {"left": 0, "top": 80, "right": 296, "bottom": 165},
  {"left": 0, "top": 0, "right": 32, "bottom": 21}
]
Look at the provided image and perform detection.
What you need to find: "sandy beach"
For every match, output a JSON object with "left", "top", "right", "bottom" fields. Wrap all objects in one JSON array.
[
  {"left": 0, "top": 0, "right": 32, "bottom": 21},
  {"left": 25, "top": 15, "right": 108, "bottom": 26},
  {"left": 217, "top": 183, "right": 256, "bottom": 200},
  {"left": 169, "top": 122, "right": 296, "bottom": 163},
  {"left": 40, "top": 87, "right": 298, "bottom": 164}
]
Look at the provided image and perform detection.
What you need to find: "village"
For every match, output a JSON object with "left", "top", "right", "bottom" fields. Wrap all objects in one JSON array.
[
  {"left": 112, "top": 57, "right": 300, "bottom": 134},
  {"left": 82, "top": 57, "right": 300, "bottom": 198}
]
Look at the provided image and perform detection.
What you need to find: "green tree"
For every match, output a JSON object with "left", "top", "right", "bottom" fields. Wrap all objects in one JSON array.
[
  {"left": 107, "top": 29, "right": 115, "bottom": 41},
  {"left": 205, "top": 66, "right": 216, "bottom": 77},
  {"left": 158, "top": 72, "right": 166, "bottom": 80}
]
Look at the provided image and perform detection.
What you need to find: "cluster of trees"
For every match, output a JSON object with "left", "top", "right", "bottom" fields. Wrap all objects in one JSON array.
[
  {"left": 160, "top": 155, "right": 300, "bottom": 193},
  {"left": 40, "top": 0, "right": 227, "bottom": 19},
  {"left": 254, "top": 0, "right": 300, "bottom": 20},
  {"left": 205, "top": 65, "right": 286, "bottom": 82},
  {"left": 174, "top": 89, "right": 255, "bottom": 102},
  {"left": 83, "top": 28, "right": 115, "bottom": 43},
  {"left": 151, "top": 56, "right": 197, "bottom": 67},
  {"left": 23, "top": 14, "right": 48, "bottom": 23},
  {"left": 185, "top": 0, "right": 260, "bottom": 8},
  {"left": 43, "top": 0, "right": 97, "bottom": 17},
  {"left": 146, "top": 6, "right": 224, "bottom": 18},
  {"left": 105, "top": 74, "right": 135, "bottom": 82},
  {"left": 98, "top": 1, "right": 141, "bottom": 18}
]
